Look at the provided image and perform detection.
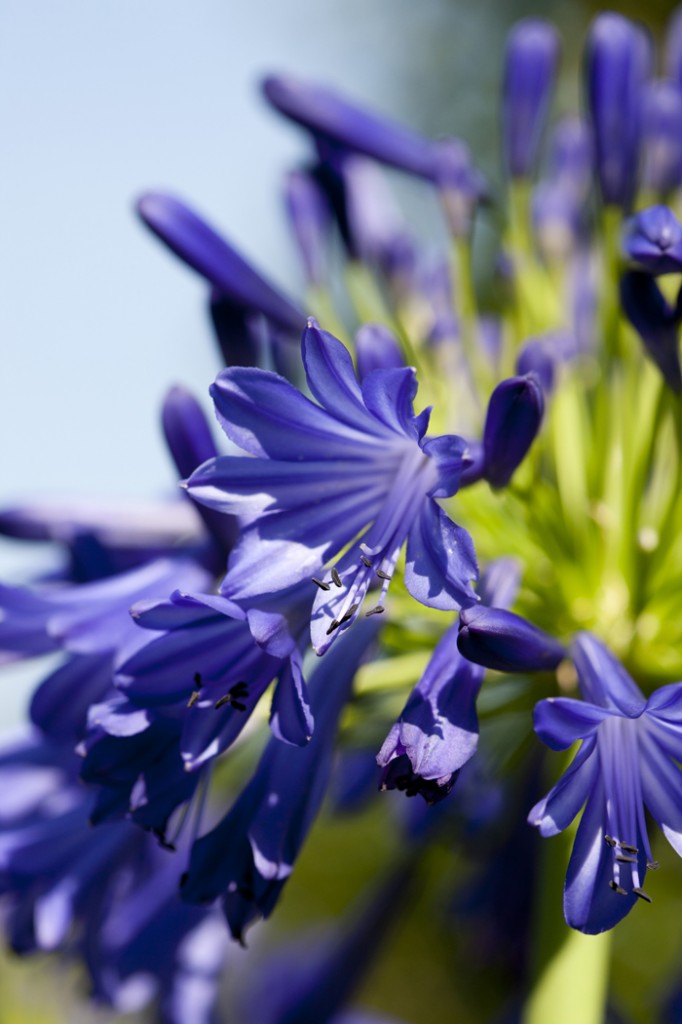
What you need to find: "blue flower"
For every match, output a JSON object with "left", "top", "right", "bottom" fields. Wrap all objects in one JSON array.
[
  {"left": 187, "top": 319, "right": 478, "bottom": 653},
  {"left": 502, "top": 18, "right": 560, "bottom": 180},
  {"left": 529, "top": 632, "right": 682, "bottom": 934},
  {"left": 622, "top": 205, "right": 682, "bottom": 275},
  {"left": 180, "top": 619, "right": 379, "bottom": 941}
]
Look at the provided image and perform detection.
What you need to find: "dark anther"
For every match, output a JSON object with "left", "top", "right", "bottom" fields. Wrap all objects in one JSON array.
[
  {"left": 153, "top": 827, "right": 176, "bottom": 852},
  {"left": 312, "top": 577, "right": 331, "bottom": 591},
  {"left": 339, "top": 603, "right": 359, "bottom": 625},
  {"left": 187, "top": 690, "right": 201, "bottom": 708},
  {"left": 621, "top": 842, "right": 639, "bottom": 854},
  {"left": 365, "top": 605, "right": 385, "bottom": 616},
  {"left": 632, "top": 887, "right": 652, "bottom": 903},
  {"left": 604, "top": 835, "right": 617, "bottom": 847},
  {"left": 194, "top": 672, "right": 202, "bottom": 685},
  {"left": 360, "top": 554, "right": 372, "bottom": 567},
  {"left": 215, "top": 681, "right": 249, "bottom": 712},
  {"left": 608, "top": 881, "right": 628, "bottom": 896},
  {"left": 331, "top": 568, "right": 343, "bottom": 588},
  {"left": 376, "top": 569, "right": 392, "bottom": 580},
  {"left": 647, "top": 860, "right": 660, "bottom": 870},
  {"left": 326, "top": 618, "right": 341, "bottom": 635},
  {"left": 616, "top": 854, "right": 637, "bottom": 864}
]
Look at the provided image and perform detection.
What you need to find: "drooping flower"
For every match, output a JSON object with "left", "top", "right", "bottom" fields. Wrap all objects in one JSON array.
[
  {"left": 377, "top": 559, "right": 521, "bottom": 804},
  {"left": 180, "top": 619, "right": 380, "bottom": 941},
  {"left": 187, "top": 319, "right": 478, "bottom": 654},
  {"left": 529, "top": 632, "right": 682, "bottom": 933}
]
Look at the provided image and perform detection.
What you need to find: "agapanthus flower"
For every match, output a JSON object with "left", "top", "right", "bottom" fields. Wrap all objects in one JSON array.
[
  {"left": 187, "top": 319, "right": 478, "bottom": 653},
  {"left": 529, "top": 632, "right": 682, "bottom": 934},
  {"left": 180, "top": 619, "right": 380, "bottom": 940},
  {"left": 622, "top": 205, "right": 682, "bottom": 275}
]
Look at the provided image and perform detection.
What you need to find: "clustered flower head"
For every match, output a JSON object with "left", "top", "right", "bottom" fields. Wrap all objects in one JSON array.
[{"left": 6, "top": 6, "right": 682, "bottom": 1023}]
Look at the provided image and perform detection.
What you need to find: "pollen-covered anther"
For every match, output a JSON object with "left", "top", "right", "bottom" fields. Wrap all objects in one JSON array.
[
  {"left": 604, "top": 834, "right": 617, "bottom": 847},
  {"left": 608, "top": 881, "right": 628, "bottom": 896},
  {"left": 326, "top": 618, "right": 341, "bottom": 636},
  {"left": 620, "top": 842, "right": 638, "bottom": 854},
  {"left": 647, "top": 860, "right": 660, "bottom": 870},
  {"left": 365, "top": 605, "right": 385, "bottom": 617},
  {"left": 312, "top": 577, "right": 331, "bottom": 591},
  {"left": 632, "top": 887, "right": 652, "bottom": 903},
  {"left": 214, "top": 681, "right": 249, "bottom": 712},
  {"left": 376, "top": 569, "right": 392, "bottom": 581},
  {"left": 616, "top": 853, "right": 637, "bottom": 864},
  {"left": 360, "top": 554, "right": 372, "bottom": 567},
  {"left": 339, "top": 603, "right": 359, "bottom": 625},
  {"left": 331, "top": 568, "right": 343, "bottom": 588}
]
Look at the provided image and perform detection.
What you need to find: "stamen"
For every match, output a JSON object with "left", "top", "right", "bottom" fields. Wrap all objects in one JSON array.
[
  {"left": 620, "top": 842, "right": 638, "bottom": 854},
  {"left": 339, "top": 603, "right": 359, "bottom": 625},
  {"left": 331, "top": 568, "right": 343, "bottom": 588},
  {"left": 214, "top": 682, "right": 249, "bottom": 712},
  {"left": 326, "top": 618, "right": 341, "bottom": 635},
  {"left": 632, "top": 887, "right": 652, "bottom": 903},
  {"left": 616, "top": 853, "right": 637, "bottom": 864},
  {"left": 365, "top": 605, "right": 385, "bottom": 616},
  {"left": 608, "top": 881, "right": 628, "bottom": 896},
  {"left": 647, "top": 860, "right": 660, "bottom": 870},
  {"left": 376, "top": 569, "right": 392, "bottom": 580},
  {"left": 187, "top": 690, "right": 201, "bottom": 708},
  {"left": 604, "top": 835, "right": 617, "bottom": 847},
  {"left": 312, "top": 577, "right": 331, "bottom": 591},
  {"left": 360, "top": 554, "right": 372, "bottom": 567}
]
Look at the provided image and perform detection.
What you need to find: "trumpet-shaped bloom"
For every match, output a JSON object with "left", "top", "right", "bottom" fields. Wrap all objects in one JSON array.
[
  {"left": 187, "top": 320, "right": 478, "bottom": 653},
  {"left": 529, "top": 632, "right": 682, "bottom": 933}
]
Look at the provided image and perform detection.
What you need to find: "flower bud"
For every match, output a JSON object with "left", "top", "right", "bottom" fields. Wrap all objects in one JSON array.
[
  {"left": 585, "top": 13, "right": 652, "bottom": 208},
  {"left": 620, "top": 270, "right": 682, "bottom": 393},
  {"left": 354, "top": 324, "right": 404, "bottom": 380},
  {"left": 457, "top": 606, "right": 566, "bottom": 672},
  {"left": 482, "top": 375, "right": 544, "bottom": 488},
  {"left": 284, "top": 169, "right": 331, "bottom": 287},
  {"left": 503, "top": 19, "right": 560, "bottom": 179},
  {"left": 622, "top": 205, "right": 682, "bottom": 275},
  {"left": 642, "top": 80, "right": 682, "bottom": 196}
]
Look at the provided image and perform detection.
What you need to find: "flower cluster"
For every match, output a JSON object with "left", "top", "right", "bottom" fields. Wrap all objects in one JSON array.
[{"left": 5, "top": 6, "right": 682, "bottom": 1023}]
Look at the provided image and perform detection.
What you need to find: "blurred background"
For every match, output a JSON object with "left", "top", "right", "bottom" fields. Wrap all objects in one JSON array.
[{"left": 1, "top": 1, "right": 682, "bottom": 1021}]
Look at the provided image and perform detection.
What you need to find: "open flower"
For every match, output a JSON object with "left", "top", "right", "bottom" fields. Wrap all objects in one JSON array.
[
  {"left": 529, "top": 632, "right": 682, "bottom": 933},
  {"left": 187, "top": 319, "right": 478, "bottom": 653}
]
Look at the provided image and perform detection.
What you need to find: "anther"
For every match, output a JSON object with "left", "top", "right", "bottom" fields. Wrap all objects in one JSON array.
[
  {"left": 632, "top": 887, "right": 652, "bottom": 903},
  {"left": 616, "top": 853, "right": 637, "bottom": 864},
  {"left": 214, "top": 682, "right": 249, "bottom": 712},
  {"left": 365, "top": 605, "right": 385, "bottom": 616},
  {"left": 608, "top": 881, "right": 628, "bottom": 896},
  {"left": 621, "top": 842, "right": 638, "bottom": 854},
  {"left": 339, "top": 603, "right": 359, "bottom": 625},
  {"left": 326, "top": 618, "right": 341, "bottom": 635},
  {"left": 331, "top": 568, "right": 343, "bottom": 588},
  {"left": 312, "top": 577, "right": 331, "bottom": 591},
  {"left": 647, "top": 860, "right": 660, "bottom": 870},
  {"left": 187, "top": 690, "right": 201, "bottom": 708},
  {"left": 360, "top": 554, "right": 372, "bottom": 567},
  {"left": 376, "top": 569, "right": 392, "bottom": 580},
  {"left": 604, "top": 835, "right": 617, "bottom": 847}
]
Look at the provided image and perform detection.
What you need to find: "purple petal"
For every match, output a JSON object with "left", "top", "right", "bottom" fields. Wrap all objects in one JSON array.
[
  {"left": 639, "top": 727, "right": 682, "bottom": 856},
  {"left": 301, "top": 320, "right": 383, "bottom": 434},
  {"left": 528, "top": 736, "right": 598, "bottom": 836},
  {"left": 503, "top": 19, "right": 560, "bottom": 179},
  {"left": 269, "top": 656, "right": 313, "bottom": 746},
  {"left": 533, "top": 698, "right": 612, "bottom": 750},
  {"left": 404, "top": 500, "right": 478, "bottom": 611},
  {"left": 360, "top": 367, "right": 425, "bottom": 441},
  {"left": 354, "top": 324, "right": 405, "bottom": 380},
  {"left": 458, "top": 606, "right": 564, "bottom": 673},
  {"left": 571, "top": 632, "right": 646, "bottom": 714}
]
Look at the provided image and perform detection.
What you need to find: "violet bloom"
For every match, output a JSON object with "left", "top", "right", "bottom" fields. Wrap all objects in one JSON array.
[
  {"left": 377, "top": 559, "right": 520, "bottom": 804},
  {"left": 457, "top": 606, "right": 566, "bottom": 673},
  {"left": 482, "top": 375, "right": 545, "bottom": 488},
  {"left": 180, "top": 620, "right": 379, "bottom": 941},
  {"left": 529, "top": 632, "right": 682, "bottom": 933},
  {"left": 622, "top": 206, "right": 682, "bottom": 275},
  {"left": 642, "top": 81, "right": 682, "bottom": 196},
  {"left": 187, "top": 320, "right": 478, "bottom": 654},
  {"left": 502, "top": 18, "right": 560, "bottom": 180}
]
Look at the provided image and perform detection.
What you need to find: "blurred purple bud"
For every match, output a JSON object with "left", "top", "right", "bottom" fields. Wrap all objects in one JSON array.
[
  {"left": 547, "top": 116, "right": 593, "bottom": 196},
  {"left": 483, "top": 375, "right": 545, "bottom": 488},
  {"left": 284, "top": 169, "right": 331, "bottom": 286},
  {"left": 136, "top": 192, "right": 304, "bottom": 333},
  {"left": 431, "top": 137, "right": 488, "bottom": 236},
  {"left": 642, "top": 80, "right": 682, "bottom": 195},
  {"left": 533, "top": 180, "right": 581, "bottom": 260},
  {"left": 503, "top": 18, "right": 561, "bottom": 179},
  {"left": 209, "top": 292, "right": 263, "bottom": 368},
  {"left": 585, "top": 13, "right": 652, "bottom": 208},
  {"left": 457, "top": 606, "right": 566, "bottom": 673},
  {"left": 622, "top": 205, "right": 682, "bottom": 274},
  {"left": 354, "top": 324, "right": 404, "bottom": 380},
  {"left": 620, "top": 270, "right": 682, "bottom": 393},
  {"left": 666, "top": 6, "right": 682, "bottom": 86},
  {"left": 478, "top": 558, "right": 522, "bottom": 610},
  {"left": 262, "top": 74, "right": 437, "bottom": 179},
  {"left": 343, "top": 156, "right": 409, "bottom": 266},
  {"left": 516, "top": 339, "right": 556, "bottom": 394}
]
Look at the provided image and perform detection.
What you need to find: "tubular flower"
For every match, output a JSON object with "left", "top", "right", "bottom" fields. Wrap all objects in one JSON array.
[
  {"left": 187, "top": 319, "right": 478, "bottom": 653},
  {"left": 529, "top": 632, "right": 682, "bottom": 934}
]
